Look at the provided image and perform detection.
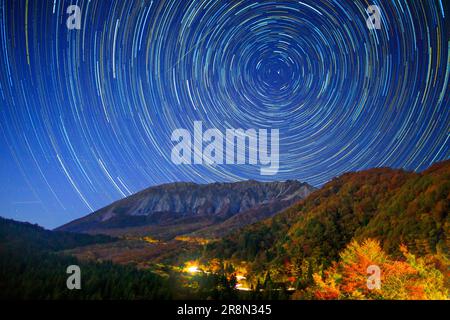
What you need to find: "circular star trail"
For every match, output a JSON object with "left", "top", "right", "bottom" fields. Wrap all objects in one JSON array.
[{"left": 0, "top": 0, "right": 448, "bottom": 227}]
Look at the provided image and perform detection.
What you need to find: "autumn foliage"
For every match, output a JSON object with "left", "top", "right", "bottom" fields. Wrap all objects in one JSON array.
[
  {"left": 207, "top": 160, "right": 449, "bottom": 300},
  {"left": 306, "top": 239, "right": 448, "bottom": 300}
]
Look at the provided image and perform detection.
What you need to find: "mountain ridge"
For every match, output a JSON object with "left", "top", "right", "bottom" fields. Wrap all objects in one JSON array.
[{"left": 57, "top": 179, "right": 315, "bottom": 238}]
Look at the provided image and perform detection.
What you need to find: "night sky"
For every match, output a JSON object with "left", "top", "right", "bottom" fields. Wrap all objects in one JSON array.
[{"left": 0, "top": 0, "right": 448, "bottom": 228}]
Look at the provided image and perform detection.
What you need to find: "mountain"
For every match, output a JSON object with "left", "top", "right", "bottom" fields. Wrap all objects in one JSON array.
[
  {"left": 57, "top": 180, "right": 315, "bottom": 239},
  {"left": 205, "top": 160, "right": 449, "bottom": 276}
]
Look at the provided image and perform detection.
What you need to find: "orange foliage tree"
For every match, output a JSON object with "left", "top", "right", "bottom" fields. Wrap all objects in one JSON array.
[{"left": 304, "top": 239, "right": 448, "bottom": 300}]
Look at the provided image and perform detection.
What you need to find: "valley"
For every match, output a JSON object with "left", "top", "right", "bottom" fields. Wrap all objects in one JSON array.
[{"left": 1, "top": 160, "right": 449, "bottom": 300}]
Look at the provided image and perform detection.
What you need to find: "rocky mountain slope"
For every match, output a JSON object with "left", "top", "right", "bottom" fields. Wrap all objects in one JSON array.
[{"left": 57, "top": 180, "right": 315, "bottom": 238}]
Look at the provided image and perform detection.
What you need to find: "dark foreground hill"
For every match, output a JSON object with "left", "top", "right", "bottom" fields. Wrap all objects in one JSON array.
[
  {"left": 0, "top": 217, "right": 115, "bottom": 252},
  {"left": 0, "top": 218, "right": 172, "bottom": 299},
  {"left": 0, "top": 218, "right": 238, "bottom": 299}
]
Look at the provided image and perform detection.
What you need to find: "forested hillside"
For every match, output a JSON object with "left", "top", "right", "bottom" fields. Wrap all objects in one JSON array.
[
  {"left": 0, "top": 218, "right": 239, "bottom": 299},
  {"left": 204, "top": 161, "right": 449, "bottom": 299}
]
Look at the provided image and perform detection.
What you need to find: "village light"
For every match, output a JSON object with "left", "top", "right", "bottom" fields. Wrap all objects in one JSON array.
[
  {"left": 187, "top": 265, "right": 199, "bottom": 273},
  {"left": 184, "top": 261, "right": 201, "bottom": 274}
]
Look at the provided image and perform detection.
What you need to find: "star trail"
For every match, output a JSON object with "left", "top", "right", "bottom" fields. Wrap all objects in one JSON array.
[{"left": 0, "top": 0, "right": 449, "bottom": 228}]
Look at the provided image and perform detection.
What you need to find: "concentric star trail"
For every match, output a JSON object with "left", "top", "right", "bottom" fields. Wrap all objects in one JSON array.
[{"left": 0, "top": 0, "right": 448, "bottom": 227}]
